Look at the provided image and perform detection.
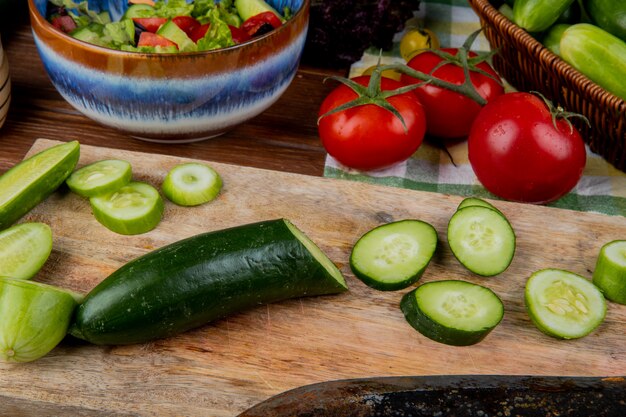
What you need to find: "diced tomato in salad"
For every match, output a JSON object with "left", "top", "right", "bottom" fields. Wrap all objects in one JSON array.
[
  {"left": 51, "top": 15, "right": 77, "bottom": 33},
  {"left": 137, "top": 32, "right": 176, "bottom": 47},
  {"left": 132, "top": 17, "right": 168, "bottom": 32}
]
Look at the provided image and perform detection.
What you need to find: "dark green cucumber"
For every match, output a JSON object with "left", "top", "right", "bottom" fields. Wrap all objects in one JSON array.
[
  {"left": 585, "top": 0, "right": 626, "bottom": 42},
  {"left": 70, "top": 219, "right": 347, "bottom": 345},
  {"left": 400, "top": 280, "right": 504, "bottom": 346}
]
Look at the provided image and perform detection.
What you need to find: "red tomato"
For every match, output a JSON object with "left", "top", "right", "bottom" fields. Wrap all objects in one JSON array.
[
  {"left": 51, "top": 15, "right": 77, "bottom": 33},
  {"left": 401, "top": 48, "right": 504, "bottom": 139},
  {"left": 137, "top": 32, "right": 177, "bottom": 48},
  {"left": 318, "top": 76, "right": 427, "bottom": 171},
  {"left": 241, "top": 11, "right": 282, "bottom": 37},
  {"left": 172, "top": 16, "right": 201, "bottom": 38},
  {"left": 132, "top": 17, "right": 167, "bottom": 33},
  {"left": 190, "top": 23, "right": 210, "bottom": 42},
  {"left": 229, "top": 25, "right": 251, "bottom": 43},
  {"left": 468, "top": 92, "right": 586, "bottom": 204}
]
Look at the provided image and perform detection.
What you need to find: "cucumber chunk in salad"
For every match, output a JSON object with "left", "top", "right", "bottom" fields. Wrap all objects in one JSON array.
[
  {"left": 349, "top": 220, "right": 438, "bottom": 291},
  {"left": 593, "top": 240, "right": 626, "bottom": 305},
  {"left": 162, "top": 162, "right": 222, "bottom": 207},
  {"left": 401, "top": 280, "right": 504, "bottom": 346},
  {"left": 525, "top": 269, "right": 606, "bottom": 339},
  {"left": 447, "top": 206, "right": 515, "bottom": 276},
  {"left": 66, "top": 159, "right": 132, "bottom": 198},
  {"left": 90, "top": 182, "right": 164, "bottom": 235}
]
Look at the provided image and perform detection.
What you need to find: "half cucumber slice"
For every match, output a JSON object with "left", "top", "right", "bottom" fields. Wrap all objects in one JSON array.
[
  {"left": 349, "top": 220, "right": 438, "bottom": 291},
  {"left": 0, "top": 277, "right": 82, "bottom": 363},
  {"left": 0, "top": 141, "right": 79, "bottom": 230},
  {"left": 593, "top": 240, "right": 626, "bottom": 304},
  {"left": 0, "top": 223, "right": 53, "bottom": 280},
  {"left": 525, "top": 269, "right": 606, "bottom": 339},
  {"left": 66, "top": 159, "right": 132, "bottom": 198},
  {"left": 401, "top": 280, "right": 504, "bottom": 346},
  {"left": 447, "top": 206, "right": 515, "bottom": 276},
  {"left": 90, "top": 182, "right": 164, "bottom": 235},
  {"left": 162, "top": 162, "right": 222, "bottom": 207}
]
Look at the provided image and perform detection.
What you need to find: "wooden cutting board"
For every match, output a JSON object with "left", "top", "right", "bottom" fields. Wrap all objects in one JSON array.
[{"left": 2, "top": 139, "right": 625, "bottom": 416}]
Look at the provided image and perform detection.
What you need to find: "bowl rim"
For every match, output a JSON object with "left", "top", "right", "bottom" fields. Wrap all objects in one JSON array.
[{"left": 28, "top": 0, "right": 310, "bottom": 58}]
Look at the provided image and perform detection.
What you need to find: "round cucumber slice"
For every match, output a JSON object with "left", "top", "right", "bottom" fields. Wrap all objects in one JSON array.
[
  {"left": 0, "top": 223, "right": 52, "bottom": 280},
  {"left": 457, "top": 197, "right": 502, "bottom": 214},
  {"left": 525, "top": 269, "right": 606, "bottom": 339},
  {"left": 162, "top": 163, "right": 222, "bottom": 207},
  {"left": 400, "top": 280, "right": 504, "bottom": 346},
  {"left": 447, "top": 206, "right": 515, "bottom": 276},
  {"left": 349, "top": 220, "right": 438, "bottom": 291},
  {"left": 0, "top": 141, "right": 79, "bottom": 230},
  {"left": 593, "top": 240, "right": 626, "bottom": 304},
  {"left": 0, "top": 277, "right": 82, "bottom": 363},
  {"left": 66, "top": 159, "right": 132, "bottom": 198},
  {"left": 90, "top": 182, "right": 164, "bottom": 235}
]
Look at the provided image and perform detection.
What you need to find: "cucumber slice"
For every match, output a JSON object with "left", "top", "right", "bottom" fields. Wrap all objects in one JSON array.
[
  {"left": 90, "top": 182, "right": 164, "bottom": 235},
  {"left": 400, "top": 280, "right": 504, "bottom": 346},
  {"left": 161, "top": 163, "right": 222, "bottom": 207},
  {"left": 349, "top": 220, "right": 438, "bottom": 291},
  {"left": 447, "top": 206, "right": 515, "bottom": 276},
  {"left": 122, "top": 4, "right": 155, "bottom": 19},
  {"left": 457, "top": 197, "right": 501, "bottom": 214},
  {"left": 0, "top": 141, "right": 80, "bottom": 230},
  {"left": 0, "top": 223, "right": 53, "bottom": 280},
  {"left": 525, "top": 269, "right": 606, "bottom": 339},
  {"left": 593, "top": 240, "right": 626, "bottom": 304},
  {"left": 235, "top": 0, "right": 283, "bottom": 22},
  {"left": 66, "top": 159, "right": 132, "bottom": 198},
  {"left": 0, "top": 277, "right": 82, "bottom": 363}
]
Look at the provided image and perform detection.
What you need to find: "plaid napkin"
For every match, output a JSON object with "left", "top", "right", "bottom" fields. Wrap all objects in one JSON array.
[{"left": 323, "top": 0, "right": 626, "bottom": 217}]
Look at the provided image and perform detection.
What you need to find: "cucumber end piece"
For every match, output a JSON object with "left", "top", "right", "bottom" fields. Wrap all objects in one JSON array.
[
  {"left": 593, "top": 240, "right": 626, "bottom": 305},
  {"left": 284, "top": 219, "right": 348, "bottom": 292},
  {"left": 162, "top": 163, "right": 223, "bottom": 207}
]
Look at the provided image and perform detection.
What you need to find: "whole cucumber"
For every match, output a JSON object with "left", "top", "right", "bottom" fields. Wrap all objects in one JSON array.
[
  {"left": 585, "top": 0, "right": 626, "bottom": 42},
  {"left": 542, "top": 23, "right": 571, "bottom": 55},
  {"left": 69, "top": 219, "right": 348, "bottom": 345},
  {"left": 513, "top": 0, "right": 576, "bottom": 32},
  {"left": 560, "top": 23, "right": 626, "bottom": 101}
]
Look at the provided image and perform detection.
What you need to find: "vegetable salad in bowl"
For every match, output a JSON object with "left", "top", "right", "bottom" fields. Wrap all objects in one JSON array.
[{"left": 46, "top": 0, "right": 290, "bottom": 53}]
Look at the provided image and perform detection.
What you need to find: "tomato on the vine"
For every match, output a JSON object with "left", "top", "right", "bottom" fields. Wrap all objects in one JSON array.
[
  {"left": 468, "top": 92, "right": 587, "bottom": 204},
  {"left": 400, "top": 48, "right": 504, "bottom": 139},
  {"left": 318, "top": 76, "right": 426, "bottom": 171}
]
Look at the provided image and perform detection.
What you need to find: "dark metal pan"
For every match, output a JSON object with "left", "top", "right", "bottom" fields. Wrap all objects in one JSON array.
[{"left": 239, "top": 375, "right": 626, "bottom": 417}]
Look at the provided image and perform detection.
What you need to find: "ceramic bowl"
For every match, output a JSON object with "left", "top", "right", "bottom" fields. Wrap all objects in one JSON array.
[
  {"left": 28, "top": 0, "right": 309, "bottom": 142},
  {"left": 0, "top": 38, "right": 9, "bottom": 130}
]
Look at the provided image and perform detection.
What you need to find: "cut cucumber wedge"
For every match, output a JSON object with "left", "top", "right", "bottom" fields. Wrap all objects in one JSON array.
[
  {"left": 447, "top": 206, "right": 515, "bottom": 276},
  {"left": 90, "top": 182, "right": 164, "bottom": 235},
  {"left": 350, "top": 220, "right": 438, "bottom": 291},
  {"left": 525, "top": 269, "right": 606, "bottom": 339},
  {"left": 66, "top": 159, "right": 132, "bottom": 198},
  {"left": 593, "top": 240, "right": 626, "bottom": 304},
  {"left": 400, "top": 280, "right": 504, "bottom": 346},
  {"left": 0, "top": 223, "right": 53, "bottom": 280},
  {"left": 0, "top": 277, "right": 82, "bottom": 363},
  {"left": 0, "top": 141, "right": 80, "bottom": 230},
  {"left": 162, "top": 162, "right": 222, "bottom": 207},
  {"left": 457, "top": 197, "right": 501, "bottom": 214}
]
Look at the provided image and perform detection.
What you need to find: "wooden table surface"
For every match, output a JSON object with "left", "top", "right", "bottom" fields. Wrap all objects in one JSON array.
[{"left": 0, "top": 8, "right": 345, "bottom": 176}]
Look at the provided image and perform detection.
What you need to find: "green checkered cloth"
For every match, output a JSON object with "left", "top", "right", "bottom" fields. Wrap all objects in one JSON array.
[{"left": 323, "top": 0, "right": 626, "bottom": 216}]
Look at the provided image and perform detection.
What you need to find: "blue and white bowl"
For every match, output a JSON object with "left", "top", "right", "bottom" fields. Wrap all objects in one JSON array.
[{"left": 28, "top": 0, "right": 309, "bottom": 142}]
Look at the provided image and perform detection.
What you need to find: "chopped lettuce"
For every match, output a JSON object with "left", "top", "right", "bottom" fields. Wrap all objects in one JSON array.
[
  {"left": 196, "top": 7, "right": 235, "bottom": 51},
  {"left": 50, "top": 0, "right": 110, "bottom": 24},
  {"left": 152, "top": 0, "right": 194, "bottom": 18},
  {"left": 192, "top": 0, "right": 241, "bottom": 27},
  {"left": 103, "top": 19, "right": 135, "bottom": 48}
]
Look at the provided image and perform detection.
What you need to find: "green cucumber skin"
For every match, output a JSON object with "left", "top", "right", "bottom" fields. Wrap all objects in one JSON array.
[
  {"left": 70, "top": 219, "right": 347, "bottom": 345},
  {"left": 0, "top": 141, "right": 80, "bottom": 231},
  {"left": 593, "top": 240, "right": 626, "bottom": 304},
  {"left": 400, "top": 284, "right": 500, "bottom": 346},
  {"left": 560, "top": 23, "right": 626, "bottom": 101},
  {"left": 585, "top": 0, "right": 626, "bottom": 42},
  {"left": 513, "top": 0, "right": 576, "bottom": 32}
]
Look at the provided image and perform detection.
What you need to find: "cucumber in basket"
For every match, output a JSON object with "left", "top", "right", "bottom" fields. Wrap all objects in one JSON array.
[{"left": 70, "top": 219, "right": 348, "bottom": 345}]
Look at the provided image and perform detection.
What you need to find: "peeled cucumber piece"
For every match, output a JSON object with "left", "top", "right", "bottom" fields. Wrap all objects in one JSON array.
[
  {"left": 0, "top": 277, "right": 82, "bottom": 363},
  {"left": 0, "top": 223, "right": 53, "bottom": 280},
  {"left": 593, "top": 240, "right": 626, "bottom": 304}
]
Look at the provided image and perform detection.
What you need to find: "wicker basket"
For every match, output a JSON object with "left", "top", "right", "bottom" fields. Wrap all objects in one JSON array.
[{"left": 468, "top": 0, "right": 626, "bottom": 171}]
